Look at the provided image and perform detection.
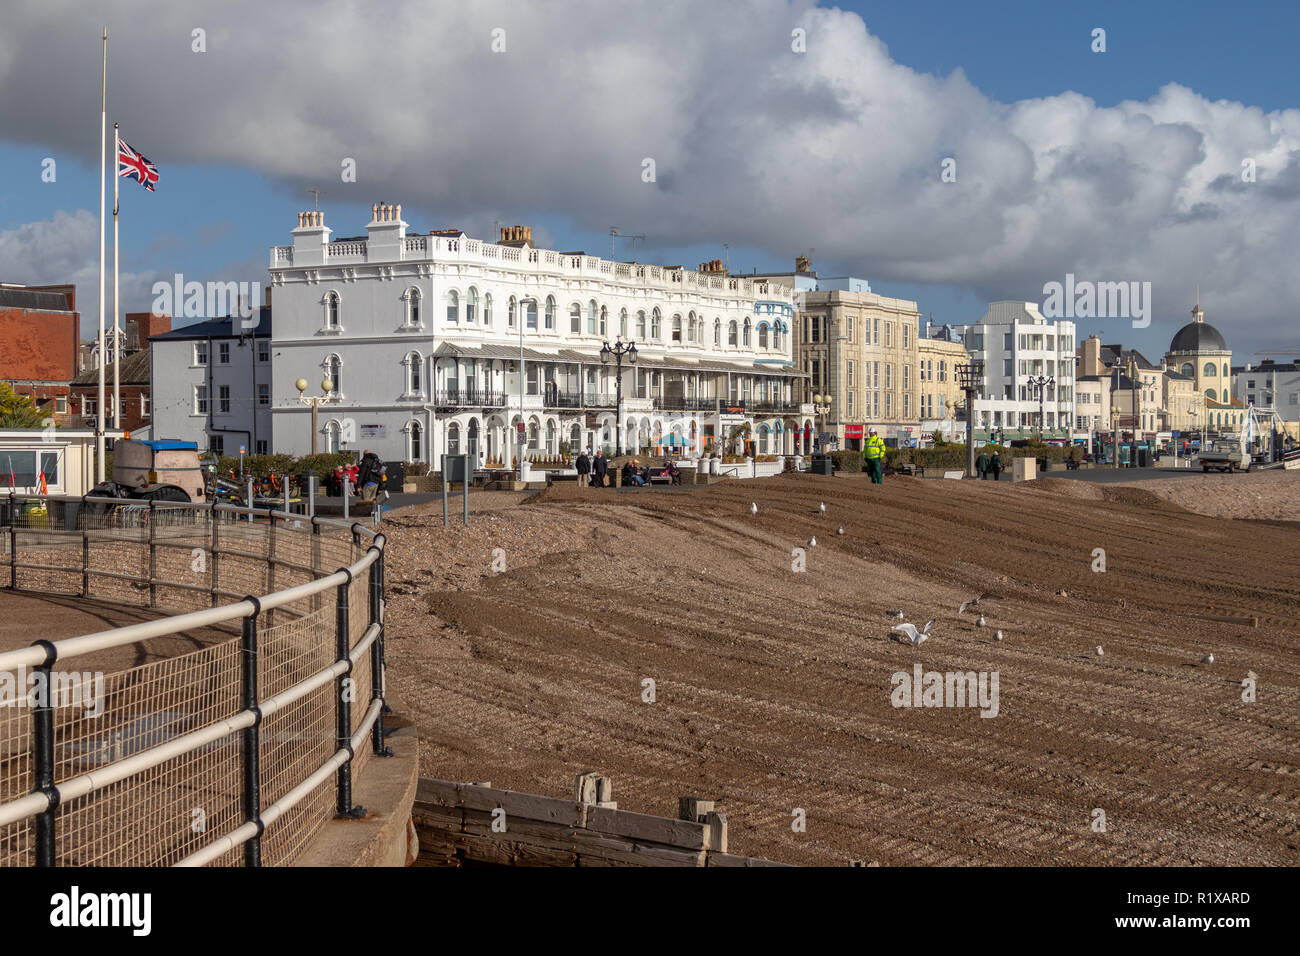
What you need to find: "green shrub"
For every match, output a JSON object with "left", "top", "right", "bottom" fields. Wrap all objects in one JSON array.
[{"left": 830, "top": 449, "right": 862, "bottom": 472}]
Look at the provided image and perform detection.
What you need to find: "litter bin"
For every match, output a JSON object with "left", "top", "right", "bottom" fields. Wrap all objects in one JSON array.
[
  {"left": 1138, "top": 448, "right": 1151, "bottom": 468},
  {"left": 810, "top": 454, "right": 834, "bottom": 476}
]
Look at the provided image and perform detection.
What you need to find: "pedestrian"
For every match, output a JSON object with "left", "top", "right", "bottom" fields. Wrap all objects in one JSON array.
[
  {"left": 863, "top": 428, "right": 886, "bottom": 484},
  {"left": 622, "top": 459, "right": 645, "bottom": 487},
  {"left": 976, "top": 449, "right": 990, "bottom": 480},
  {"left": 592, "top": 450, "right": 607, "bottom": 487},
  {"left": 575, "top": 449, "right": 591, "bottom": 488},
  {"left": 989, "top": 451, "right": 1003, "bottom": 481}
]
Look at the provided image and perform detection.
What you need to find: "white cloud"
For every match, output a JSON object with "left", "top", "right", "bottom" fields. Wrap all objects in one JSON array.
[{"left": 2, "top": 0, "right": 1298, "bottom": 347}]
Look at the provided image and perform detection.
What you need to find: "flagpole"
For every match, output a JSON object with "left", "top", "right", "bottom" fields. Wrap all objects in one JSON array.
[
  {"left": 113, "top": 122, "right": 121, "bottom": 439},
  {"left": 96, "top": 27, "right": 107, "bottom": 484}
]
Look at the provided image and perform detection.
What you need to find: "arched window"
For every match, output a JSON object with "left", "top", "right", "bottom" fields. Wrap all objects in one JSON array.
[
  {"left": 714, "top": 319, "right": 721, "bottom": 346},
  {"left": 758, "top": 423, "right": 770, "bottom": 454},
  {"left": 758, "top": 324, "right": 769, "bottom": 349},
  {"left": 1206, "top": 388, "right": 1216, "bottom": 401},
  {"left": 527, "top": 418, "right": 540, "bottom": 451},
  {"left": 773, "top": 326, "right": 782, "bottom": 350},
  {"left": 728, "top": 320, "right": 738, "bottom": 346},
  {"left": 466, "top": 287, "right": 478, "bottom": 324},
  {"left": 324, "top": 420, "right": 341, "bottom": 454},
  {"left": 619, "top": 309, "right": 628, "bottom": 340},
  {"left": 446, "top": 290, "right": 459, "bottom": 323},
  {"left": 570, "top": 303, "right": 582, "bottom": 334},
  {"left": 688, "top": 312, "right": 697, "bottom": 342},
  {"left": 544, "top": 296, "right": 555, "bottom": 331},
  {"left": 325, "top": 354, "right": 342, "bottom": 397},
  {"left": 1180, "top": 362, "right": 1192, "bottom": 377},
  {"left": 409, "top": 421, "right": 423, "bottom": 461},
  {"left": 651, "top": 308, "right": 661, "bottom": 340},
  {"left": 588, "top": 300, "right": 598, "bottom": 335},
  {"left": 599, "top": 306, "right": 608, "bottom": 336},
  {"left": 1222, "top": 363, "right": 1229, "bottom": 378},
  {"left": 325, "top": 292, "right": 340, "bottom": 330},
  {"left": 507, "top": 296, "right": 517, "bottom": 328},
  {"left": 672, "top": 315, "right": 682, "bottom": 343},
  {"left": 570, "top": 423, "right": 581, "bottom": 449},
  {"left": 447, "top": 422, "right": 460, "bottom": 456},
  {"left": 406, "top": 351, "right": 422, "bottom": 395},
  {"left": 636, "top": 311, "right": 646, "bottom": 339},
  {"left": 546, "top": 419, "right": 557, "bottom": 454},
  {"left": 742, "top": 318, "right": 751, "bottom": 347},
  {"left": 526, "top": 299, "right": 538, "bottom": 330},
  {"left": 1204, "top": 362, "right": 1216, "bottom": 377},
  {"left": 405, "top": 287, "right": 421, "bottom": 327},
  {"left": 467, "top": 418, "right": 480, "bottom": 459},
  {"left": 483, "top": 292, "right": 493, "bottom": 326}
]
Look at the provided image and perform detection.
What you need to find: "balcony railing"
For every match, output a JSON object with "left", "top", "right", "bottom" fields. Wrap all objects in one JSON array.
[
  {"left": 750, "top": 399, "right": 801, "bottom": 414},
  {"left": 652, "top": 395, "right": 718, "bottom": 411},
  {"left": 435, "top": 388, "right": 506, "bottom": 407}
]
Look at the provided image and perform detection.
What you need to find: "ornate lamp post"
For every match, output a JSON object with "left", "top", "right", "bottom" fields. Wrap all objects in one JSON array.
[
  {"left": 296, "top": 376, "right": 334, "bottom": 455},
  {"left": 1026, "top": 374, "right": 1055, "bottom": 440},
  {"left": 599, "top": 338, "right": 637, "bottom": 457},
  {"left": 956, "top": 360, "right": 983, "bottom": 477},
  {"left": 1110, "top": 400, "right": 1121, "bottom": 469},
  {"left": 811, "top": 393, "right": 832, "bottom": 452}
]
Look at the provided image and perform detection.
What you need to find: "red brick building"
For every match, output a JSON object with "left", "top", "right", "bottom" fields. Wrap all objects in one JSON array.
[
  {"left": 69, "top": 312, "right": 171, "bottom": 433},
  {"left": 0, "top": 283, "right": 80, "bottom": 423}
]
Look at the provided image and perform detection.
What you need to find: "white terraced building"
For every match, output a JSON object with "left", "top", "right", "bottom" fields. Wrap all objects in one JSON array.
[{"left": 267, "top": 206, "right": 810, "bottom": 467}]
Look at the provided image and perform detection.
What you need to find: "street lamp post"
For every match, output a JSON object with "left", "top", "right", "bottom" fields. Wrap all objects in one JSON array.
[
  {"left": 599, "top": 338, "right": 638, "bottom": 457},
  {"left": 1127, "top": 357, "right": 1140, "bottom": 467},
  {"left": 1026, "top": 374, "right": 1055, "bottom": 440},
  {"left": 1111, "top": 402, "right": 1121, "bottom": 469},
  {"left": 811, "top": 393, "right": 832, "bottom": 452},
  {"left": 296, "top": 376, "right": 334, "bottom": 455},
  {"left": 956, "top": 360, "right": 983, "bottom": 478}
]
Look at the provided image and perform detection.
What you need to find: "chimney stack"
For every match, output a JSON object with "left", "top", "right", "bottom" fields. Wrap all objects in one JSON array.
[{"left": 795, "top": 256, "right": 811, "bottom": 274}]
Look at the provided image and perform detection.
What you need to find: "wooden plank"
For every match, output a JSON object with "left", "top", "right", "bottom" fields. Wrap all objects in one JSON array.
[
  {"left": 586, "top": 805, "right": 708, "bottom": 849},
  {"left": 415, "top": 778, "right": 464, "bottom": 808},
  {"left": 703, "top": 811, "right": 727, "bottom": 853},
  {"left": 458, "top": 785, "right": 586, "bottom": 827},
  {"left": 677, "top": 797, "right": 714, "bottom": 822},
  {"left": 452, "top": 832, "right": 518, "bottom": 866},
  {"left": 631, "top": 842, "right": 707, "bottom": 867}
]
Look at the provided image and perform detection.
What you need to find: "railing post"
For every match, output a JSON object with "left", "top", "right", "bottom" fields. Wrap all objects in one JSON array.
[
  {"left": 310, "top": 515, "right": 322, "bottom": 613},
  {"left": 147, "top": 500, "right": 158, "bottom": 608},
  {"left": 265, "top": 512, "right": 277, "bottom": 629},
  {"left": 81, "top": 529, "right": 89, "bottom": 598},
  {"left": 210, "top": 501, "right": 221, "bottom": 608},
  {"left": 9, "top": 489, "right": 16, "bottom": 589},
  {"left": 369, "top": 542, "right": 391, "bottom": 757},
  {"left": 240, "top": 597, "right": 263, "bottom": 866},
  {"left": 335, "top": 570, "right": 363, "bottom": 817},
  {"left": 32, "top": 639, "right": 58, "bottom": 866}
]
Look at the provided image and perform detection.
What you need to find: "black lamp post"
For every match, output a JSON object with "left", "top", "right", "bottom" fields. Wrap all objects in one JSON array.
[
  {"left": 599, "top": 338, "right": 637, "bottom": 456},
  {"left": 956, "top": 360, "right": 984, "bottom": 477},
  {"left": 1026, "top": 374, "right": 1055, "bottom": 440}
]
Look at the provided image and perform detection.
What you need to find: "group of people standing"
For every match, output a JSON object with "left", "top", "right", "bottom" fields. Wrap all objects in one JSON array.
[
  {"left": 975, "top": 449, "right": 1004, "bottom": 480},
  {"left": 573, "top": 450, "right": 609, "bottom": 487}
]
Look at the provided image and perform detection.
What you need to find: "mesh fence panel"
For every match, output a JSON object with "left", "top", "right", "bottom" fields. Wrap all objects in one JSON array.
[{"left": 0, "top": 498, "right": 384, "bottom": 868}]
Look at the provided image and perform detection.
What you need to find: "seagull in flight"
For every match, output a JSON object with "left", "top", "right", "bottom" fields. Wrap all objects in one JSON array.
[
  {"left": 959, "top": 593, "right": 1000, "bottom": 615},
  {"left": 892, "top": 619, "right": 935, "bottom": 646}
]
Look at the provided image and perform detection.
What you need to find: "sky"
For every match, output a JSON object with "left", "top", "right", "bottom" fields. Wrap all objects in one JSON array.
[{"left": 1, "top": 0, "right": 1298, "bottom": 362}]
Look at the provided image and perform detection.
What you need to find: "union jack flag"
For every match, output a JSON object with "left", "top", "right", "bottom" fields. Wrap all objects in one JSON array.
[{"left": 117, "top": 139, "right": 159, "bottom": 192}]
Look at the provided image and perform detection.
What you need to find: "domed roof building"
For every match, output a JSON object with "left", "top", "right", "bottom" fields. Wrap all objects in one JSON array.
[{"left": 1165, "top": 301, "right": 1232, "bottom": 405}]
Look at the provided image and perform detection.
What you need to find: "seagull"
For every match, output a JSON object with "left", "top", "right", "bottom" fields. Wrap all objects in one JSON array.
[
  {"left": 958, "top": 593, "right": 1000, "bottom": 615},
  {"left": 886, "top": 610, "right": 904, "bottom": 619},
  {"left": 994, "top": 630, "right": 1004, "bottom": 641},
  {"left": 808, "top": 536, "right": 817, "bottom": 548},
  {"left": 836, "top": 526, "right": 844, "bottom": 535},
  {"left": 819, "top": 502, "right": 827, "bottom": 513},
  {"left": 976, "top": 614, "right": 987, "bottom": 628},
  {"left": 892, "top": 619, "right": 936, "bottom": 646},
  {"left": 750, "top": 502, "right": 758, "bottom": 515},
  {"left": 1095, "top": 646, "right": 1104, "bottom": 657},
  {"left": 1201, "top": 653, "right": 1215, "bottom": 664}
]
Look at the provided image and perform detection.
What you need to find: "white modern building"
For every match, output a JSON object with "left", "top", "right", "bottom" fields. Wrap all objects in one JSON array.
[
  {"left": 945, "top": 302, "right": 1077, "bottom": 442},
  {"left": 1234, "top": 357, "right": 1300, "bottom": 442},
  {"left": 149, "top": 309, "right": 274, "bottom": 456},
  {"left": 266, "top": 206, "right": 809, "bottom": 466}
]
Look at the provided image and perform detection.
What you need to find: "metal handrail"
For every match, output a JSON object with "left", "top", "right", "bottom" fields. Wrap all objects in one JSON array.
[{"left": 0, "top": 494, "right": 389, "bottom": 867}]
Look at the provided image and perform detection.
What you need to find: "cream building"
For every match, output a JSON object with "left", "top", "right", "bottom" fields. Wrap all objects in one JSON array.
[
  {"left": 1165, "top": 302, "right": 1232, "bottom": 407},
  {"left": 916, "top": 338, "right": 970, "bottom": 440}
]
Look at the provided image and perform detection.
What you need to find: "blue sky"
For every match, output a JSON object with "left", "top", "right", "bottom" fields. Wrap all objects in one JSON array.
[{"left": 2, "top": 0, "right": 1298, "bottom": 358}]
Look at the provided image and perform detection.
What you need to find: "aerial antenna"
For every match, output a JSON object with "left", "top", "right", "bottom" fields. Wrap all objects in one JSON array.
[
  {"left": 305, "top": 188, "right": 321, "bottom": 210},
  {"left": 723, "top": 242, "right": 730, "bottom": 271},
  {"left": 609, "top": 226, "right": 645, "bottom": 261}
]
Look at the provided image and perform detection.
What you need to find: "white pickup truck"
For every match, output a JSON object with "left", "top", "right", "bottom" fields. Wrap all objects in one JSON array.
[{"left": 1197, "top": 439, "right": 1252, "bottom": 473}]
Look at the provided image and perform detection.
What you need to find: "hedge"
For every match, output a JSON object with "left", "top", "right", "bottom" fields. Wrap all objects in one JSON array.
[
  {"left": 213, "top": 452, "right": 357, "bottom": 478},
  {"left": 890, "top": 443, "right": 1083, "bottom": 470},
  {"left": 830, "top": 450, "right": 862, "bottom": 472}
]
